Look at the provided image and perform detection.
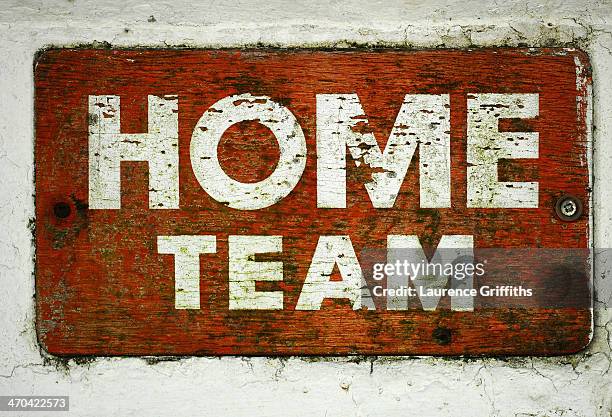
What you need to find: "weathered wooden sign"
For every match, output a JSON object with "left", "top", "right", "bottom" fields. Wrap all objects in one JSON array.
[{"left": 35, "top": 49, "right": 592, "bottom": 355}]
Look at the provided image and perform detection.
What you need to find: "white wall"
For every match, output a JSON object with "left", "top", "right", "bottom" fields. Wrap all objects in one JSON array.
[{"left": 0, "top": 1, "right": 611, "bottom": 416}]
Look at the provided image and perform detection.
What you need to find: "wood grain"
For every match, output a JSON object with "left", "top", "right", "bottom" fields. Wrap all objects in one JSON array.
[{"left": 35, "top": 49, "right": 592, "bottom": 356}]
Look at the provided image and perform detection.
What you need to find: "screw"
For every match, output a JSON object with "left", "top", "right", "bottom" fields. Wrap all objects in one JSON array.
[
  {"left": 561, "top": 200, "right": 577, "bottom": 217},
  {"left": 53, "top": 202, "right": 71, "bottom": 219},
  {"left": 555, "top": 195, "right": 583, "bottom": 222}
]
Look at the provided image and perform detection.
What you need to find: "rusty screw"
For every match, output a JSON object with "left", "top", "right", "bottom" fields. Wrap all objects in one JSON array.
[{"left": 555, "top": 195, "right": 583, "bottom": 222}]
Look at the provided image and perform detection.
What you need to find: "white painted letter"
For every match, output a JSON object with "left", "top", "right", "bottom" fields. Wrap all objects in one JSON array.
[
  {"left": 157, "top": 235, "right": 216, "bottom": 309},
  {"left": 295, "top": 236, "right": 365, "bottom": 310},
  {"left": 229, "top": 235, "right": 284, "bottom": 310},
  {"left": 190, "top": 94, "right": 307, "bottom": 210},
  {"left": 467, "top": 93, "right": 539, "bottom": 208},
  {"left": 387, "top": 235, "right": 474, "bottom": 311},
  {"left": 89, "top": 95, "right": 179, "bottom": 209},
  {"left": 317, "top": 94, "right": 450, "bottom": 208}
]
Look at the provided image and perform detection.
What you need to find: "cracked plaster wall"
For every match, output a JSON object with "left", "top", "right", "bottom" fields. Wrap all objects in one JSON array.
[{"left": 0, "top": 1, "right": 611, "bottom": 416}]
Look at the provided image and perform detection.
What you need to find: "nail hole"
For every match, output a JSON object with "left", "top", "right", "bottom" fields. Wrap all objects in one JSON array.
[
  {"left": 432, "top": 327, "right": 452, "bottom": 345},
  {"left": 53, "top": 202, "right": 71, "bottom": 219}
]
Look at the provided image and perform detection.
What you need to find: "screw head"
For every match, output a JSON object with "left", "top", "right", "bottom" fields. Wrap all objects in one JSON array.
[
  {"left": 555, "top": 195, "right": 583, "bottom": 222},
  {"left": 53, "top": 202, "right": 71, "bottom": 219},
  {"left": 561, "top": 200, "right": 577, "bottom": 217}
]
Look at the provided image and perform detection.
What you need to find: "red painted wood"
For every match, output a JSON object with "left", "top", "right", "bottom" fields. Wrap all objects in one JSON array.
[{"left": 35, "top": 49, "right": 592, "bottom": 356}]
